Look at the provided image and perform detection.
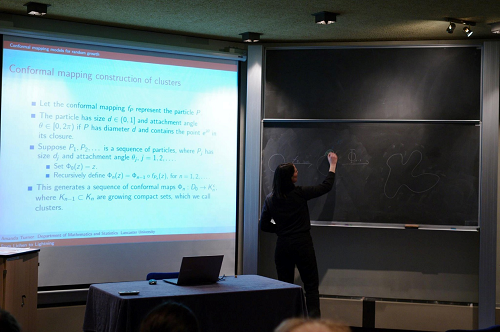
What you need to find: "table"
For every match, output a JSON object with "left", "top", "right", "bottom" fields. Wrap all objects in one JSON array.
[{"left": 83, "top": 274, "right": 306, "bottom": 332}]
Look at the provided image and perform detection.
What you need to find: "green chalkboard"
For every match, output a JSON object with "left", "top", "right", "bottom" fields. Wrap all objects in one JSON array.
[
  {"left": 265, "top": 47, "right": 481, "bottom": 120},
  {"left": 261, "top": 123, "right": 479, "bottom": 227}
]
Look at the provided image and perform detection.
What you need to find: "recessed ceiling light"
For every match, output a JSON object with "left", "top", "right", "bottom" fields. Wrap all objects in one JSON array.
[
  {"left": 239, "top": 32, "right": 261, "bottom": 43},
  {"left": 313, "top": 11, "right": 337, "bottom": 25},
  {"left": 23, "top": 2, "right": 50, "bottom": 16},
  {"left": 489, "top": 22, "right": 500, "bottom": 34}
]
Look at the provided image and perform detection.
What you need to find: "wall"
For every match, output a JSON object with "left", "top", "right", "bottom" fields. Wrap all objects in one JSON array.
[
  {"left": 37, "top": 306, "right": 86, "bottom": 332},
  {"left": 1, "top": 13, "right": 499, "bottom": 332},
  {"left": 0, "top": 13, "right": 247, "bottom": 332},
  {"left": 259, "top": 226, "right": 480, "bottom": 297},
  {"left": 255, "top": 41, "right": 499, "bottom": 329},
  {"left": 496, "top": 42, "right": 500, "bottom": 316}
]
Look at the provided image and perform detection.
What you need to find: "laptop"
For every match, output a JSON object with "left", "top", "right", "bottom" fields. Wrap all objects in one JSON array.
[{"left": 163, "top": 255, "right": 224, "bottom": 286}]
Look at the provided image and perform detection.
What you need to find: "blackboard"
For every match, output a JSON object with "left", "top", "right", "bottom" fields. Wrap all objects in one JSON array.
[
  {"left": 265, "top": 47, "right": 481, "bottom": 120},
  {"left": 261, "top": 123, "right": 479, "bottom": 227}
]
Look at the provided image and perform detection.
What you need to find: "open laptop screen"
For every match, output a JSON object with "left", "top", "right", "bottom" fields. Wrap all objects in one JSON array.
[{"left": 164, "top": 255, "right": 224, "bottom": 286}]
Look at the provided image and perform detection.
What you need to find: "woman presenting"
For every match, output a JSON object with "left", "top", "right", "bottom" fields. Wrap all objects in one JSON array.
[{"left": 259, "top": 152, "right": 338, "bottom": 318}]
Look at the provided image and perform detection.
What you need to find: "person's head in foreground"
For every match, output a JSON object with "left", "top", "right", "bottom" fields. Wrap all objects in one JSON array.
[
  {"left": 274, "top": 318, "right": 351, "bottom": 332},
  {"left": 0, "top": 309, "right": 22, "bottom": 332},
  {"left": 140, "top": 301, "right": 200, "bottom": 332}
]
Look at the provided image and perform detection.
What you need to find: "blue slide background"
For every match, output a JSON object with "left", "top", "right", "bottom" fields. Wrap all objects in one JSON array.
[{"left": 1, "top": 37, "right": 238, "bottom": 247}]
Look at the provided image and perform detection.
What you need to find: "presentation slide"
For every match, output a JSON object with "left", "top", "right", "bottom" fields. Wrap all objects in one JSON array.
[{"left": 0, "top": 36, "right": 238, "bottom": 250}]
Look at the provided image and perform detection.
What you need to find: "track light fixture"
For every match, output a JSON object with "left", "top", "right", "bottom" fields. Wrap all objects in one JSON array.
[
  {"left": 446, "top": 23, "right": 456, "bottom": 34},
  {"left": 444, "top": 18, "right": 476, "bottom": 37},
  {"left": 313, "top": 11, "right": 337, "bottom": 25},
  {"left": 24, "top": 2, "right": 50, "bottom": 16},
  {"left": 240, "top": 32, "right": 261, "bottom": 43},
  {"left": 463, "top": 26, "right": 473, "bottom": 37}
]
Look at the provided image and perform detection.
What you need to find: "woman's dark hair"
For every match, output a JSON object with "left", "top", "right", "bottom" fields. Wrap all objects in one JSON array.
[
  {"left": 272, "top": 163, "right": 295, "bottom": 199},
  {"left": 140, "top": 301, "right": 200, "bottom": 332}
]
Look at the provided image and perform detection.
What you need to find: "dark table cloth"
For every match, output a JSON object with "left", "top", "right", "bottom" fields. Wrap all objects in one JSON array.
[{"left": 83, "top": 274, "right": 306, "bottom": 332}]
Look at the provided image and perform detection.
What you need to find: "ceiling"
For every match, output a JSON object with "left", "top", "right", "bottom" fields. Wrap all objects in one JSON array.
[{"left": 0, "top": 0, "right": 500, "bottom": 43}]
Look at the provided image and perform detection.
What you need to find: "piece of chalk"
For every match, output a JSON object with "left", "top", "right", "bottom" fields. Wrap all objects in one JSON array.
[{"left": 404, "top": 224, "right": 419, "bottom": 229}]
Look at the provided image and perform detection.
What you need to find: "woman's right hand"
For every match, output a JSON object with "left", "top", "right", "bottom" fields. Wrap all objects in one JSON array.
[
  {"left": 327, "top": 152, "right": 338, "bottom": 173},
  {"left": 327, "top": 152, "right": 338, "bottom": 165}
]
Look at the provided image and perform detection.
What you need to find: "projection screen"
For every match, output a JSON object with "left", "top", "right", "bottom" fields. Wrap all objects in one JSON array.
[{"left": 0, "top": 35, "right": 239, "bottom": 286}]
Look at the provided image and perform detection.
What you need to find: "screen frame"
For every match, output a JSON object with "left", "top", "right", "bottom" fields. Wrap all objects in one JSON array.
[{"left": 0, "top": 31, "right": 245, "bottom": 289}]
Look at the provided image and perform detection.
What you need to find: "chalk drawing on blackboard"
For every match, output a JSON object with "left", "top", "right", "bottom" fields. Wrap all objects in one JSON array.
[
  {"left": 343, "top": 149, "right": 369, "bottom": 166},
  {"left": 291, "top": 156, "right": 314, "bottom": 168},
  {"left": 267, "top": 154, "right": 314, "bottom": 172},
  {"left": 267, "top": 154, "right": 286, "bottom": 172},
  {"left": 316, "top": 155, "right": 330, "bottom": 176},
  {"left": 384, "top": 150, "right": 440, "bottom": 199}
]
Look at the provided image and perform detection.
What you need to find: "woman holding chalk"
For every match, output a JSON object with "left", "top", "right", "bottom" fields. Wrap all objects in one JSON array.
[{"left": 259, "top": 152, "right": 338, "bottom": 318}]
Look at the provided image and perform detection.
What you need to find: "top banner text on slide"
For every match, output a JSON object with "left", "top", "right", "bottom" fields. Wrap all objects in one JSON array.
[{"left": 0, "top": 37, "right": 238, "bottom": 248}]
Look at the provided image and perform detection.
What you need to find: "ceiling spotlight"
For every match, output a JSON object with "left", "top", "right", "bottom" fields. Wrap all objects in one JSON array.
[
  {"left": 313, "top": 11, "right": 337, "bottom": 25},
  {"left": 463, "top": 26, "right": 473, "bottom": 37},
  {"left": 489, "top": 22, "right": 500, "bottom": 34},
  {"left": 446, "top": 22, "right": 456, "bottom": 34},
  {"left": 444, "top": 18, "right": 476, "bottom": 37},
  {"left": 240, "top": 32, "right": 261, "bottom": 43},
  {"left": 24, "top": 2, "right": 50, "bottom": 16}
]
